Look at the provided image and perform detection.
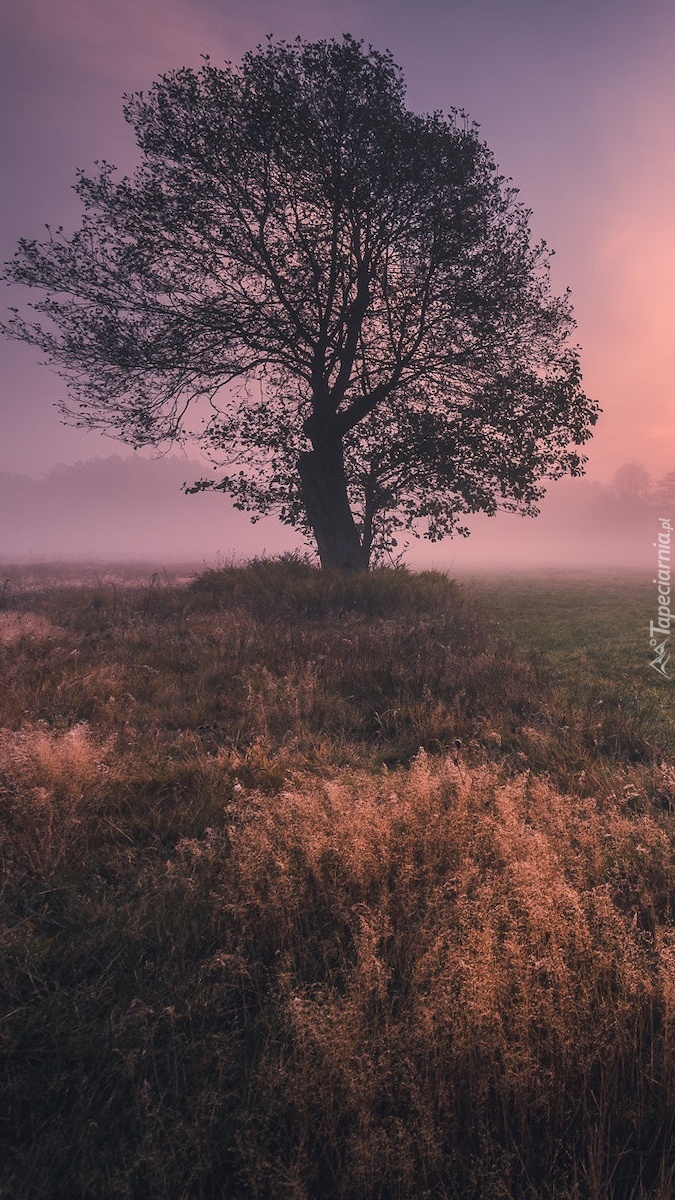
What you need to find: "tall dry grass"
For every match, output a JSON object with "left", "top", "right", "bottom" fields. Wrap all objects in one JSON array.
[{"left": 1, "top": 560, "right": 674, "bottom": 1198}]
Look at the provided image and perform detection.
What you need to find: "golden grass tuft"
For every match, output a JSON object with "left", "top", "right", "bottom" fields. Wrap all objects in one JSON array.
[
  {"left": 148, "top": 758, "right": 675, "bottom": 1198},
  {"left": 0, "top": 721, "right": 113, "bottom": 877}
]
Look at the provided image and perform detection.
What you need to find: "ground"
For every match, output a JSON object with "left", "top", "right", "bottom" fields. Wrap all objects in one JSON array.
[{"left": 1, "top": 561, "right": 674, "bottom": 1199}]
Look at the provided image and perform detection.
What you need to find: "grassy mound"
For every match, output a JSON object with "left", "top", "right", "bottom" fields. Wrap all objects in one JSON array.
[{"left": 188, "top": 555, "right": 459, "bottom": 618}]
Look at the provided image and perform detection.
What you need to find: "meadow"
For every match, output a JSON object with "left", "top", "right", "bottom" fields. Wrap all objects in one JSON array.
[{"left": 1, "top": 559, "right": 674, "bottom": 1199}]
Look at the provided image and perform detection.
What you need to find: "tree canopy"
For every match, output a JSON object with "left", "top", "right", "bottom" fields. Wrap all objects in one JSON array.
[{"left": 2, "top": 34, "right": 599, "bottom": 568}]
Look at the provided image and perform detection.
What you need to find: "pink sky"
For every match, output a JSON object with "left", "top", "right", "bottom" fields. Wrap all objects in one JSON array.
[{"left": 1, "top": 0, "right": 674, "bottom": 556}]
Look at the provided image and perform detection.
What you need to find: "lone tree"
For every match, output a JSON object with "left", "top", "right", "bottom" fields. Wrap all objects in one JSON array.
[{"left": 2, "top": 35, "right": 598, "bottom": 569}]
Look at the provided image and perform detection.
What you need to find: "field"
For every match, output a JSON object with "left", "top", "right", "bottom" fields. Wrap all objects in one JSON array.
[{"left": 1, "top": 560, "right": 674, "bottom": 1199}]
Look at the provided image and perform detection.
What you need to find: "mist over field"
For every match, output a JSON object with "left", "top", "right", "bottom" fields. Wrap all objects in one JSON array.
[
  {"left": 0, "top": 453, "right": 668, "bottom": 571},
  {"left": 0, "top": 455, "right": 294, "bottom": 566}
]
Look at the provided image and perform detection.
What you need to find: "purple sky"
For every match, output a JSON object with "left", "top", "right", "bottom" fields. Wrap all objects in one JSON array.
[{"left": 1, "top": 0, "right": 674, "bottom": 558}]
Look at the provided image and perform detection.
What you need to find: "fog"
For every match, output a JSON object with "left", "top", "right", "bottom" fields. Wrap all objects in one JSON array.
[{"left": 0, "top": 454, "right": 668, "bottom": 574}]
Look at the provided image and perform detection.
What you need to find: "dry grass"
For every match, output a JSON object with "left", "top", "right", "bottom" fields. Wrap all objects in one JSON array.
[
  {"left": 1, "top": 560, "right": 674, "bottom": 1198},
  {"left": 0, "top": 611, "right": 65, "bottom": 644}
]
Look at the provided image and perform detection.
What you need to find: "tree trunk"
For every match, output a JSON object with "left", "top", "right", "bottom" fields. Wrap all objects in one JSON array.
[{"left": 298, "top": 442, "right": 369, "bottom": 570}]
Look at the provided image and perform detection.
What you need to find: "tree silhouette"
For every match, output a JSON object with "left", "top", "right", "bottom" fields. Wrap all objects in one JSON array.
[
  {"left": 2, "top": 35, "right": 599, "bottom": 568},
  {"left": 611, "top": 462, "right": 652, "bottom": 507},
  {"left": 654, "top": 470, "right": 675, "bottom": 512}
]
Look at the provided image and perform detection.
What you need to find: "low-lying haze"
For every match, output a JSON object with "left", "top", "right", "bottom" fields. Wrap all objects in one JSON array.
[{"left": 0, "top": 454, "right": 667, "bottom": 572}]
